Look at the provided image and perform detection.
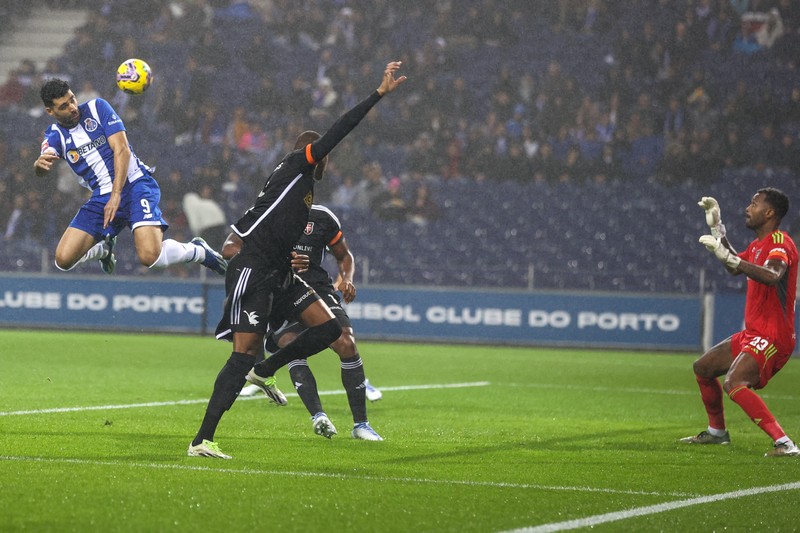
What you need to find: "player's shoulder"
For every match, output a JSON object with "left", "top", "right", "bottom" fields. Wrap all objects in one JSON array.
[
  {"left": 779, "top": 230, "right": 799, "bottom": 253},
  {"left": 310, "top": 204, "right": 341, "bottom": 227}
]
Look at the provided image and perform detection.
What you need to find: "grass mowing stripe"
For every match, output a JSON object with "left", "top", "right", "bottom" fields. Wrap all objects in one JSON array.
[
  {"left": 508, "top": 382, "right": 800, "bottom": 401},
  {"left": 503, "top": 481, "right": 800, "bottom": 533},
  {"left": 0, "top": 381, "right": 490, "bottom": 416},
  {"left": 0, "top": 455, "right": 696, "bottom": 498}
]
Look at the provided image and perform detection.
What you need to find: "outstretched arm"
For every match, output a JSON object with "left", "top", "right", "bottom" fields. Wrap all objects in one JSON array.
[{"left": 310, "top": 61, "right": 407, "bottom": 163}]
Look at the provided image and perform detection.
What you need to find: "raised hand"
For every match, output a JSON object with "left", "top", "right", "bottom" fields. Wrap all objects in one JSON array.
[
  {"left": 697, "top": 196, "right": 726, "bottom": 239},
  {"left": 699, "top": 235, "right": 740, "bottom": 269},
  {"left": 377, "top": 61, "right": 407, "bottom": 96}
]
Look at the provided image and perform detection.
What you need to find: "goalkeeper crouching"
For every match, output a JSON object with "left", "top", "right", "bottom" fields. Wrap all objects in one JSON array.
[{"left": 681, "top": 188, "right": 800, "bottom": 457}]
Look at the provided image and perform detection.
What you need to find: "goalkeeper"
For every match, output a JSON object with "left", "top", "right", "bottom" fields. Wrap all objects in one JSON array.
[{"left": 681, "top": 188, "right": 799, "bottom": 457}]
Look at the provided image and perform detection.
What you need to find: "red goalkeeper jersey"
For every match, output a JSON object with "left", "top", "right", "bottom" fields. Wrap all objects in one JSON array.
[{"left": 738, "top": 230, "right": 798, "bottom": 350}]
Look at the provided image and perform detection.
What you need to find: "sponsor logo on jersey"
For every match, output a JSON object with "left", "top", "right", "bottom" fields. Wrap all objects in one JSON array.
[
  {"left": 108, "top": 114, "right": 121, "bottom": 126},
  {"left": 74, "top": 135, "right": 108, "bottom": 159},
  {"left": 83, "top": 117, "right": 98, "bottom": 132},
  {"left": 304, "top": 221, "right": 314, "bottom": 235}
]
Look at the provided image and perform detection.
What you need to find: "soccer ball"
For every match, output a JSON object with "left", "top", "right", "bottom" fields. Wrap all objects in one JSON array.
[{"left": 116, "top": 58, "right": 153, "bottom": 94}]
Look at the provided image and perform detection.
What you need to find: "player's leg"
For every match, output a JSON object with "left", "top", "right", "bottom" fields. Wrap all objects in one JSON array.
[
  {"left": 250, "top": 286, "right": 342, "bottom": 380},
  {"left": 190, "top": 334, "right": 259, "bottom": 458},
  {"left": 54, "top": 199, "right": 116, "bottom": 272},
  {"left": 189, "top": 261, "right": 279, "bottom": 458},
  {"left": 127, "top": 177, "right": 226, "bottom": 274},
  {"left": 330, "top": 327, "right": 382, "bottom": 441},
  {"left": 680, "top": 336, "right": 734, "bottom": 444},
  {"left": 723, "top": 339, "right": 799, "bottom": 456},
  {"left": 54, "top": 227, "right": 103, "bottom": 270}
]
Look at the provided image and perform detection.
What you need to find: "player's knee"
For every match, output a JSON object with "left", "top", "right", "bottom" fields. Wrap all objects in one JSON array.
[
  {"left": 54, "top": 252, "right": 76, "bottom": 271},
  {"left": 316, "top": 318, "right": 343, "bottom": 346},
  {"left": 141, "top": 249, "right": 162, "bottom": 268},
  {"left": 331, "top": 331, "right": 356, "bottom": 357},
  {"left": 54, "top": 258, "right": 74, "bottom": 272}
]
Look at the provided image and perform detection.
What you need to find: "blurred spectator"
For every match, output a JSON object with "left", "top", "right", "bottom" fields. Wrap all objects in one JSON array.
[
  {"left": 183, "top": 184, "right": 227, "bottom": 246},
  {"left": 330, "top": 175, "right": 360, "bottom": 211},
  {"left": 225, "top": 106, "right": 249, "bottom": 149},
  {"left": 531, "top": 142, "right": 563, "bottom": 183},
  {"left": 354, "top": 162, "right": 386, "bottom": 211},
  {"left": 3, "top": 194, "right": 26, "bottom": 241},
  {"left": 755, "top": 8, "right": 784, "bottom": 49},
  {"left": 220, "top": 169, "right": 253, "bottom": 223},
  {"left": 0, "top": 72, "right": 25, "bottom": 109},
  {"left": 718, "top": 126, "right": 750, "bottom": 168},
  {"left": 309, "top": 76, "right": 338, "bottom": 122},
  {"left": 407, "top": 183, "right": 439, "bottom": 227},
  {"left": 325, "top": 6, "right": 357, "bottom": 50},
  {"left": 774, "top": 131, "right": 800, "bottom": 171},
  {"left": 372, "top": 176, "right": 407, "bottom": 221},
  {"left": 591, "top": 143, "right": 624, "bottom": 182},
  {"left": 559, "top": 145, "right": 591, "bottom": 182},
  {"left": 75, "top": 80, "right": 100, "bottom": 103}
]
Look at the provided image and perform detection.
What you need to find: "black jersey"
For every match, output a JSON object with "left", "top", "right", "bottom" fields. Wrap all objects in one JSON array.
[
  {"left": 294, "top": 204, "right": 343, "bottom": 288},
  {"left": 231, "top": 91, "right": 382, "bottom": 270}
]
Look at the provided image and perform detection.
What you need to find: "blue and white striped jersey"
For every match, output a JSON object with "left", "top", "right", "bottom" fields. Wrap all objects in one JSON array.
[{"left": 39, "top": 98, "right": 152, "bottom": 196}]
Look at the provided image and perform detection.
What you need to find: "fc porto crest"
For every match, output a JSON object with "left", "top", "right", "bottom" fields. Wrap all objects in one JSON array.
[
  {"left": 83, "top": 117, "right": 98, "bottom": 132},
  {"left": 304, "top": 222, "right": 314, "bottom": 235}
]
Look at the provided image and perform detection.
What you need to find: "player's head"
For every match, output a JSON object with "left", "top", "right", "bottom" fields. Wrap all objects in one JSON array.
[
  {"left": 746, "top": 187, "right": 789, "bottom": 230},
  {"left": 41, "top": 78, "right": 80, "bottom": 128},
  {"left": 40, "top": 79, "right": 71, "bottom": 108},
  {"left": 758, "top": 187, "right": 789, "bottom": 221},
  {"left": 294, "top": 130, "right": 328, "bottom": 180}
]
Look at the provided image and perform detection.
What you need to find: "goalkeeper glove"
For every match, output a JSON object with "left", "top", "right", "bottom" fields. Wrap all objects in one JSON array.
[
  {"left": 699, "top": 235, "right": 740, "bottom": 269},
  {"left": 698, "top": 196, "right": 726, "bottom": 239}
]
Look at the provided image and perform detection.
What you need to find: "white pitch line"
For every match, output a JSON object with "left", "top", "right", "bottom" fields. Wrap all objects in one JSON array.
[
  {"left": 0, "top": 381, "right": 490, "bottom": 417},
  {"left": 502, "top": 481, "right": 800, "bottom": 533},
  {"left": 0, "top": 455, "right": 693, "bottom": 498}
]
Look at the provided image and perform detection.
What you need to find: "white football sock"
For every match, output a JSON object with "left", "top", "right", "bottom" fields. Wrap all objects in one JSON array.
[{"left": 149, "top": 239, "right": 203, "bottom": 269}]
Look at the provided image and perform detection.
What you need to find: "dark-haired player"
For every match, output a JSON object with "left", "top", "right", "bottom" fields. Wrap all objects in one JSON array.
[
  {"left": 33, "top": 78, "right": 227, "bottom": 276},
  {"left": 682, "top": 189, "right": 799, "bottom": 457},
  {"left": 188, "top": 61, "right": 405, "bottom": 459}
]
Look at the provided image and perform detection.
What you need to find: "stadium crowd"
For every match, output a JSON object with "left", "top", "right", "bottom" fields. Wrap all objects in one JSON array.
[{"left": 1, "top": 0, "right": 799, "bottom": 290}]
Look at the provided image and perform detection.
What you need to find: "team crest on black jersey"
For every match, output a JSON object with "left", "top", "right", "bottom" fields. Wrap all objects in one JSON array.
[
  {"left": 304, "top": 222, "right": 314, "bottom": 235},
  {"left": 83, "top": 117, "right": 98, "bottom": 132}
]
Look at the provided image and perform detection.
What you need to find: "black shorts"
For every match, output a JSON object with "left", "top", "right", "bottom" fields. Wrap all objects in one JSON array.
[
  {"left": 268, "top": 284, "right": 351, "bottom": 340},
  {"left": 215, "top": 254, "right": 295, "bottom": 341}
]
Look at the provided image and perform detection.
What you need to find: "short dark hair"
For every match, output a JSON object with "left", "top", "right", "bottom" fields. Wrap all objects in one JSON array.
[
  {"left": 40, "top": 79, "right": 71, "bottom": 108},
  {"left": 294, "top": 130, "right": 320, "bottom": 150},
  {"left": 758, "top": 187, "right": 789, "bottom": 221}
]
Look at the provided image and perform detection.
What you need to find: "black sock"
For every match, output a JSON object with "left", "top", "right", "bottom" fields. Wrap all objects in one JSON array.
[
  {"left": 341, "top": 355, "right": 367, "bottom": 424},
  {"left": 288, "top": 359, "right": 324, "bottom": 416},
  {"left": 192, "top": 352, "right": 253, "bottom": 445},
  {"left": 253, "top": 318, "right": 342, "bottom": 377}
]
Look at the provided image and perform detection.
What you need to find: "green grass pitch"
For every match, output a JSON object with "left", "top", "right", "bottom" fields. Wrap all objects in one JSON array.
[{"left": 1, "top": 329, "right": 800, "bottom": 532}]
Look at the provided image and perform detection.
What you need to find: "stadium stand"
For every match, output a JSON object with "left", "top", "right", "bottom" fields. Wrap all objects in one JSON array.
[{"left": 2, "top": 0, "right": 799, "bottom": 294}]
